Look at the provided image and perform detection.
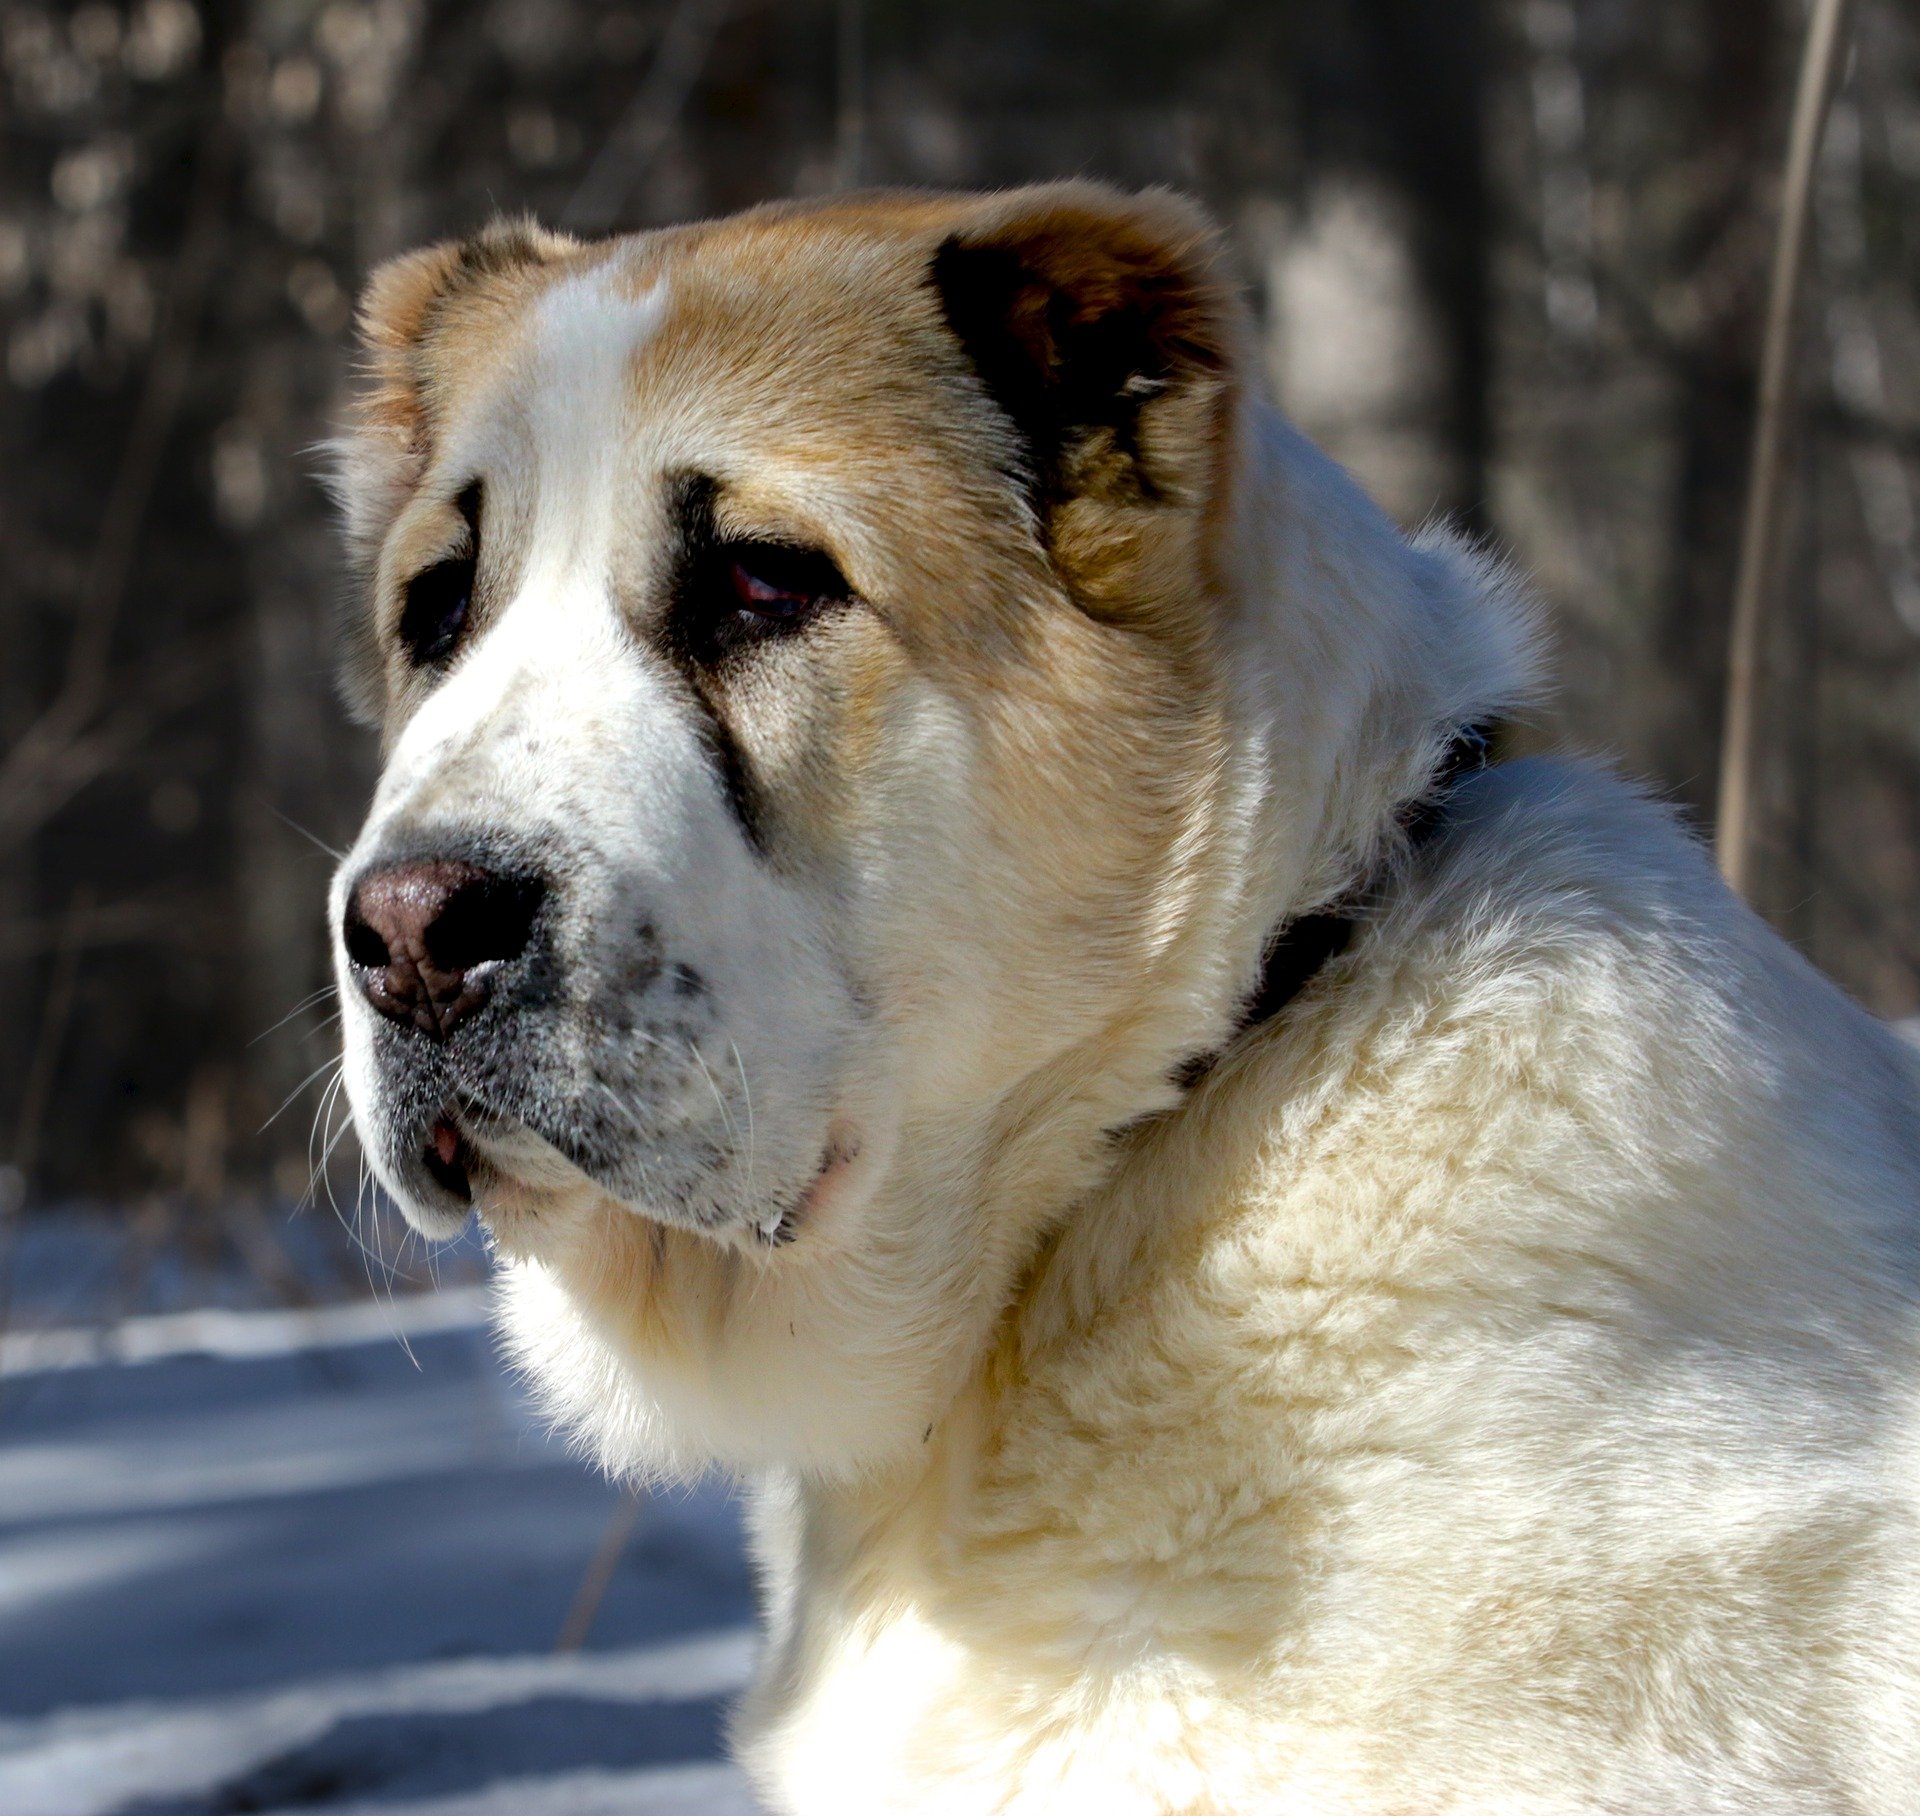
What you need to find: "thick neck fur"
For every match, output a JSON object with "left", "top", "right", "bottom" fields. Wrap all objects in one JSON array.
[
  {"left": 893, "top": 402, "right": 1541, "bottom": 1407},
  {"left": 769, "top": 402, "right": 1538, "bottom": 1471},
  {"left": 720, "top": 433, "right": 1545, "bottom": 1800}
]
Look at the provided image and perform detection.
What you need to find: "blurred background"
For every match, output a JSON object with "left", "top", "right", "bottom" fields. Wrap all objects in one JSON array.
[{"left": 3, "top": 4, "right": 1918, "bottom": 1809}]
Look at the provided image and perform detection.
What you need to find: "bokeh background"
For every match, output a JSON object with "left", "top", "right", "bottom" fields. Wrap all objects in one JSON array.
[{"left": 3, "top": 0, "right": 1919, "bottom": 1237}]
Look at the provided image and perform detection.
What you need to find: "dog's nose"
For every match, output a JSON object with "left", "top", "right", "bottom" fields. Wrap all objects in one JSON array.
[{"left": 342, "top": 859, "right": 545, "bottom": 1037}]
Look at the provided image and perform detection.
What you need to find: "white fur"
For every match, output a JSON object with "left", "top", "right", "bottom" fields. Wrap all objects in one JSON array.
[
  {"left": 333, "top": 262, "right": 859, "bottom": 1256},
  {"left": 734, "top": 749, "right": 1920, "bottom": 1812},
  {"left": 507, "top": 415, "right": 1920, "bottom": 1812},
  {"left": 335, "top": 227, "right": 1920, "bottom": 1812}
]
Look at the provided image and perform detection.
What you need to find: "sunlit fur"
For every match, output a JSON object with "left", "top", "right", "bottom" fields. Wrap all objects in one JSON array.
[{"left": 331, "top": 186, "right": 1920, "bottom": 1813}]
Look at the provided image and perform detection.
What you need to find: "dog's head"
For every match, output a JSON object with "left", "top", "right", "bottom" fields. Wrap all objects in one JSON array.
[{"left": 327, "top": 185, "right": 1516, "bottom": 1475}]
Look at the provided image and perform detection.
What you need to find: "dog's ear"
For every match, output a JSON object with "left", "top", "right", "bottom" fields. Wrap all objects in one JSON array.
[
  {"left": 929, "top": 184, "right": 1237, "bottom": 519},
  {"left": 332, "top": 218, "right": 575, "bottom": 560},
  {"left": 329, "top": 218, "right": 573, "bottom": 721}
]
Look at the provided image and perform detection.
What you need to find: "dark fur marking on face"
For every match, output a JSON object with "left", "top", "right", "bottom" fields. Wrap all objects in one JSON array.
[
  {"left": 652, "top": 471, "right": 789, "bottom": 853},
  {"left": 662, "top": 470, "right": 855, "bottom": 664},
  {"left": 688, "top": 684, "right": 765, "bottom": 853},
  {"left": 398, "top": 481, "right": 484, "bottom": 670},
  {"left": 619, "top": 926, "right": 665, "bottom": 997}
]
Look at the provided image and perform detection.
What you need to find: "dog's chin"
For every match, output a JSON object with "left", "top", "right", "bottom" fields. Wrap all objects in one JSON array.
[{"left": 393, "top": 1101, "right": 869, "bottom": 1264}]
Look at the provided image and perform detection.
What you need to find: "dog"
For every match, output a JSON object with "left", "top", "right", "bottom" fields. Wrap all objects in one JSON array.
[{"left": 327, "top": 184, "right": 1920, "bottom": 1813}]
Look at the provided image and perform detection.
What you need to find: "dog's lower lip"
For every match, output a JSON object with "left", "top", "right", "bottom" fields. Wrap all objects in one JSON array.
[{"left": 761, "top": 1130, "right": 860, "bottom": 1246}]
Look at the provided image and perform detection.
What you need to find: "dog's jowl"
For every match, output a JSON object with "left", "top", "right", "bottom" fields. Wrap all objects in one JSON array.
[{"left": 326, "top": 187, "right": 1920, "bottom": 1814}]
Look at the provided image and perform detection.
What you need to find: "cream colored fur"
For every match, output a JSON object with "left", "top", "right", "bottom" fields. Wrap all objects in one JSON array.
[
  {"left": 522, "top": 416, "right": 1920, "bottom": 1816},
  {"left": 728, "top": 756, "right": 1920, "bottom": 1813},
  {"left": 328, "top": 189, "right": 1920, "bottom": 1813}
]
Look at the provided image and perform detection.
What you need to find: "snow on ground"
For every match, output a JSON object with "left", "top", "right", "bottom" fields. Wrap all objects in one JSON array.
[{"left": 0, "top": 1257, "right": 766, "bottom": 1814}]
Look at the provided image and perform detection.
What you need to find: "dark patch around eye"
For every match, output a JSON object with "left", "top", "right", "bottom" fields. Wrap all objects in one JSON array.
[
  {"left": 399, "top": 481, "right": 483, "bottom": 670},
  {"left": 679, "top": 543, "right": 852, "bottom": 669},
  {"left": 718, "top": 542, "right": 851, "bottom": 625},
  {"left": 653, "top": 472, "right": 784, "bottom": 852},
  {"left": 400, "top": 559, "right": 474, "bottom": 667},
  {"left": 658, "top": 470, "right": 854, "bottom": 673}
]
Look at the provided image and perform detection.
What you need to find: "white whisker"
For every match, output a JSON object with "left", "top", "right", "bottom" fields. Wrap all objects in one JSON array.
[
  {"left": 250, "top": 984, "right": 342, "bottom": 1048},
  {"left": 264, "top": 1051, "right": 347, "bottom": 1136},
  {"left": 729, "top": 1038, "right": 757, "bottom": 1206}
]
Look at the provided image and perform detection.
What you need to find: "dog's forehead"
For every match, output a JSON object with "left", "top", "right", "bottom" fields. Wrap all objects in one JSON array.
[
  {"left": 430, "top": 216, "right": 944, "bottom": 440},
  {"left": 498, "top": 262, "right": 672, "bottom": 527},
  {"left": 525, "top": 258, "right": 669, "bottom": 412},
  {"left": 404, "top": 214, "right": 1009, "bottom": 604}
]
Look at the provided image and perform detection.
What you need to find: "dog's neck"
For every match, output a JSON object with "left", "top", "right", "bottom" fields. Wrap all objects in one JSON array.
[
  {"left": 815, "top": 425, "right": 1534, "bottom": 1478},
  {"left": 780, "top": 723, "right": 1506, "bottom": 1568},
  {"left": 514, "top": 407, "right": 1541, "bottom": 1497},
  {"left": 1200, "top": 719, "right": 1500, "bottom": 1076}
]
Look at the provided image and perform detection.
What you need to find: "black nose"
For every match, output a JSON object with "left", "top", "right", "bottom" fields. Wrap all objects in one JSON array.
[{"left": 342, "top": 859, "right": 545, "bottom": 1037}]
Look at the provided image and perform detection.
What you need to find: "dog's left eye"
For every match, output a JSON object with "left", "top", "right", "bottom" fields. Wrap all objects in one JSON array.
[
  {"left": 672, "top": 531, "right": 854, "bottom": 666},
  {"left": 720, "top": 543, "right": 850, "bottom": 629}
]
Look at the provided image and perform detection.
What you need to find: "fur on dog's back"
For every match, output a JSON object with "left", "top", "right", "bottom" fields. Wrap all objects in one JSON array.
[{"left": 740, "top": 758, "right": 1920, "bottom": 1814}]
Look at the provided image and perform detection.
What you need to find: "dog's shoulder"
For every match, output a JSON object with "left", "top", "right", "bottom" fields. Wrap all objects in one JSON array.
[
  {"left": 1384, "top": 752, "right": 1920, "bottom": 1226},
  {"left": 966, "top": 754, "right": 1920, "bottom": 1808},
  {"left": 1240, "top": 750, "right": 1920, "bottom": 1325},
  {"left": 1031, "top": 751, "right": 1920, "bottom": 1384}
]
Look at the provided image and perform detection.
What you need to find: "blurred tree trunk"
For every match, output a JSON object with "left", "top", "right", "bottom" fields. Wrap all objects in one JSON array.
[
  {"left": 1658, "top": 0, "right": 1775, "bottom": 827},
  {"left": 1366, "top": 0, "right": 1495, "bottom": 535}
]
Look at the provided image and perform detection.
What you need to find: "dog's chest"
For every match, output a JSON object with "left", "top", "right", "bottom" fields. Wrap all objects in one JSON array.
[
  {"left": 732, "top": 1378, "right": 1349, "bottom": 1814},
  {"left": 736, "top": 1564, "right": 1250, "bottom": 1816}
]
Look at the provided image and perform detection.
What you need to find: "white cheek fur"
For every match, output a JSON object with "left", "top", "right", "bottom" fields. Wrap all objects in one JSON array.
[{"left": 333, "top": 259, "right": 860, "bottom": 1247}]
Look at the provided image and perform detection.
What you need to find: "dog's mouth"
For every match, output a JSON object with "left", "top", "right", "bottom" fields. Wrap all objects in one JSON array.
[
  {"left": 412, "top": 1094, "right": 862, "bottom": 1252},
  {"left": 422, "top": 1113, "right": 477, "bottom": 1202},
  {"left": 747, "top": 1130, "right": 862, "bottom": 1249}
]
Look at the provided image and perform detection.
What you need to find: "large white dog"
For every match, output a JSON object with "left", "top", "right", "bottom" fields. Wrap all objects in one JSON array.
[{"left": 326, "top": 185, "right": 1920, "bottom": 1812}]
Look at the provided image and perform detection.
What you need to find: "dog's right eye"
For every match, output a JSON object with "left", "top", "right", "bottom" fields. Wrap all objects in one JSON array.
[{"left": 399, "top": 556, "right": 476, "bottom": 669}]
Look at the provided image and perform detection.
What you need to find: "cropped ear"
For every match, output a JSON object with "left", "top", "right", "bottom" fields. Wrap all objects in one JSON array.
[
  {"left": 928, "top": 184, "right": 1237, "bottom": 518},
  {"left": 331, "top": 217, "right": 576, "bottom": 561},
  {"left": 328, "top": 216, "right": 574, "bottom": 721}
]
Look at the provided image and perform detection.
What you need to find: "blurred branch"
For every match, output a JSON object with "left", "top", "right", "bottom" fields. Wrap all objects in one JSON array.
[
  {"left": 1716, "top": 0, "right": 1857, "bottom": 897},
  {"left": 0, "top": 107, "right": 232, "bottom": 856},
  {"left": 0, "top": 639, "right": 231, "bottom": 852},
  {"left": 554, "top": 1486, "right": 645, "bottom": 1653},
  {"left": 0, "top": 889, "right": 210, "bottom": 964},
  {"left": 834, "top": 0, "right": 867, "bottom": 190},
  {"left": 9, "top": 888, "right": 93, "bottom": 1188},
  {"left": 217, "top": 1200, "right": 323, "bottom": 1309},
  {"left": 561, "top": 0, "right": 732, "bottom": 234},
  {"left": 1815, "top": 401, "right": 1920, "bottom": 461}
]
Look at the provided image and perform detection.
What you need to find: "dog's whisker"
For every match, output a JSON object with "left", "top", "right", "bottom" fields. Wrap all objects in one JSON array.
[
  {"left": 729, "top": 1038, "right": 758, "bottom": 1209},
  {"left": 265, "top": 1052, "right": 347, "bottom": 1137},
  {"left": 249, "top": 984, "right": 342, "bottom": 1048}
]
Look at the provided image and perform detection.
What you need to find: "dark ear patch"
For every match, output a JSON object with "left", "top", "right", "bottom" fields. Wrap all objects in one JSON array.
[{"left": 928, "top": 187, "right": 1232, "bottom": 513}]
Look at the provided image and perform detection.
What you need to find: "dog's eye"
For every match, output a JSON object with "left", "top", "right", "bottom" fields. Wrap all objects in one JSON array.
[
  {"left": 715, "top": 542, "right": 850, "bottom": 636},
  {"left": 669, "top": 520, "right": 854, "bottom": 668},
  {"left": 399, "top": 556, "right": 475, "bottom": 669}
]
